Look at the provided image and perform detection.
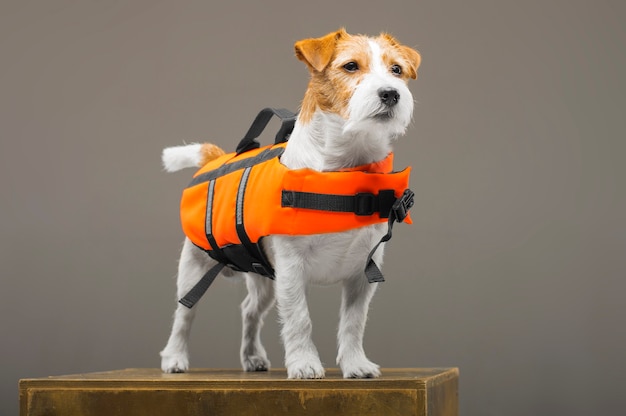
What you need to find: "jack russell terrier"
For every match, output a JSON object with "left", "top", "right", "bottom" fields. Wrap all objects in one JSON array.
[{"left": 160, "top": 28, "right": 421, "bottom": 379}]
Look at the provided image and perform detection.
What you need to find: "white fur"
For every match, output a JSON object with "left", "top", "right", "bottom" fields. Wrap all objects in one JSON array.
[
  {"left": 343, "top": 42, "right": 413, "bottom": 143},
  {"left": 160, "top": 36, "right": 414, "bottom": 379},
  {"left": 162, "top": 143, "right": 204, "bottom": 172}
]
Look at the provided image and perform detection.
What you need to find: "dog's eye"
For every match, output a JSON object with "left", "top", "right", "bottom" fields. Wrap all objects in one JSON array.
[
  {"left": 343, "top": 62, "right": 359, "bottom": 72},
  {"left": 391, "top": 64, "right": 403, "bottom": 76}
]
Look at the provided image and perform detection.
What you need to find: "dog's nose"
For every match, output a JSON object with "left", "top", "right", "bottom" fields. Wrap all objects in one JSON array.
[{"left": 378, "top": 88, "right": 400, "bottom": 107}]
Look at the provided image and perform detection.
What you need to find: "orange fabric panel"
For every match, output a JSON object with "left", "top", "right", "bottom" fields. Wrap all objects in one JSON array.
[
  {"left": 210, "top": 169, "right": 243, "bottom": 247},
  {"left": 180, "top": 143, "right": 411, "bottom": 251},
  {"left": 180, "top": 182, "right": 210, "bottom": 249}
]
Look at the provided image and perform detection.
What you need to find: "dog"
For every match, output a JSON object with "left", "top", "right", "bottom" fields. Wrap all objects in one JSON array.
[{"left": 160, "top": 28, "right": 420, "bottom": 379}]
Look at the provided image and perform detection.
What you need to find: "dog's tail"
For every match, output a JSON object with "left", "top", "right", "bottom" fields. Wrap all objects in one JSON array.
[{"left": 162, "top": 143, "right": 226, "bottom": 172}]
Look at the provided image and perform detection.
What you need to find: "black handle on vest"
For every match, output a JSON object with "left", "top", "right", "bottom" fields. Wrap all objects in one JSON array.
[{"left": 236, "top": 108, "right": 297, "bottom": 155}]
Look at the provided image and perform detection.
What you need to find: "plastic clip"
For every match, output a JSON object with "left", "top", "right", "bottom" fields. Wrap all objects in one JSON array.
[{"left": 392, "top": 189, "right": 415, "bottom": 222}]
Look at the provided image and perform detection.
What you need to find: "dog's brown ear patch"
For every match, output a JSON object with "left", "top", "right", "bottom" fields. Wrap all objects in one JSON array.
[
  {"left": 400, "top": 45, "right": 421, "bottom": 79},
  {"left": 295, "top": 28, "right": 347, "bottom": 72},
  {"left": 381, "top": 33, "right": 421, "bottom": 80}
]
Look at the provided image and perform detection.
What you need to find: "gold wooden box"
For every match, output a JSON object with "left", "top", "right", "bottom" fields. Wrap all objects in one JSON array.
[{"left": 20, "top": 368, "right": 458, "bottom": 416}]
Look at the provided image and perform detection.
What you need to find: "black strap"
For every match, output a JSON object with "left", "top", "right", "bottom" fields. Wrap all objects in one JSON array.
[
  {"left": 179, "top": 190, "right": 413, "bottom": 308},
  {"left": 364, "top": 189, "right": 415, "bottom": 283},
  {"left": 282, "top": 187, "right": 415, "bottom": 283},
  {"left": 236, "top": 108, "right": 297, "bottom": 155},
  {"left": 234, "top": 166, "right": 275, "bottom": 277},
  {"left": 179, "top": 262, "right": 226, "bottom": 308},
  {"left": 235, "top": 167, "right": 256, "bottom": 255},
  {"left": 282, "top": 190, "right": 396, "bottom": 217}
]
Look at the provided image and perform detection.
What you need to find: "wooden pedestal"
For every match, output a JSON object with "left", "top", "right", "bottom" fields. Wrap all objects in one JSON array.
[{"left": 20, "top": 368, "right": 458, "bottom": 416}]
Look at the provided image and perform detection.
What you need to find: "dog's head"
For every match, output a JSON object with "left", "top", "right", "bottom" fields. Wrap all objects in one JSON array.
[{"left": 295, "top": 28, "right": 421, "bottom": 139}]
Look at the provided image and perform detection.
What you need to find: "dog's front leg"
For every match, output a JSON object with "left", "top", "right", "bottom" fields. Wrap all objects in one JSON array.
[
  {"left": 275, "top": 268, "right": 325, "bottom": 379},
  {"left": 337, "top": 275, "right": 381, "bottom": 378}
]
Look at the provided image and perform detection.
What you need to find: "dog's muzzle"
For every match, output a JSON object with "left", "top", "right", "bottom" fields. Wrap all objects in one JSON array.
[
  {"left": 378, "top": 88, "right": 400, "bottom": 107},
  {"left": 371, "top": 88, "right": 401, "bottom": 120}
]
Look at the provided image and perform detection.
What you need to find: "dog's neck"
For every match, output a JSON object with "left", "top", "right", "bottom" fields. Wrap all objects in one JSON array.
[{"left": 281, "top": 111, "right": 393, "bottom": 172}]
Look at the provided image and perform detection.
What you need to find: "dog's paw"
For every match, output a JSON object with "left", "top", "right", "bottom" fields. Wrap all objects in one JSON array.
[
  {"left": 287, "top": 356, "right": 325, "bottom": 379},
  {"left": 160, "top": 352, "right": 189, "bottom": 374},
  {"left": 242, "top": 355, "right": 271, "bottom": 372},
  {"left": 340, "top": 357, "right": 381, "bottom": 379}
]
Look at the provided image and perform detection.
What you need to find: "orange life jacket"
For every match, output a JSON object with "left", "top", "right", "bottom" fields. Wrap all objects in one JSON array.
[
  {"left": 180, "top": 141, "right": 412, "bottom": 276},
  {"left": 176, "top": 108, "right": 415, "bottom": 308}
]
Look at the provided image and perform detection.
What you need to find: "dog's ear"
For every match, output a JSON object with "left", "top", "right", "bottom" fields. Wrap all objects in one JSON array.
[
  {"left": 295, "top": 28, "right": 347, "bottom": 73},
  {"left": 400, "top": 45, "right": 421, "bottom": 80}
]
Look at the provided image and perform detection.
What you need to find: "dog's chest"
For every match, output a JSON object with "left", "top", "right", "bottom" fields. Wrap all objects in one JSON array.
[{"left": 266, "top": 224, "right": 386, "bottom": 284}]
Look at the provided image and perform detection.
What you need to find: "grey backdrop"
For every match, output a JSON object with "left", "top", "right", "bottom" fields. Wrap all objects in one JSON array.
[{"left": 1, "top": 1, "right": 625, "bottom": 415}]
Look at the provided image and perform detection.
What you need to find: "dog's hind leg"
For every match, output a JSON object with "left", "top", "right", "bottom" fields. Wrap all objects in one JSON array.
[
  {"left": 336, "top": 274, "right": 381, "bottom": 378},
  {"left": 240, "top": 274, "right": 275, "bottom": 371},
  {"left": 160, "top": 238, "right": 212, "bottom": 373}
]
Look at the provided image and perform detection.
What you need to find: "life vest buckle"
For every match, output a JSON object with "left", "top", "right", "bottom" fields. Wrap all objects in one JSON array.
[
  {"left": 392, "top": 189, "right": 415, "bottom": 223},
  {"left": 251, "top": 262, "right": 273, "bottom": 277}
]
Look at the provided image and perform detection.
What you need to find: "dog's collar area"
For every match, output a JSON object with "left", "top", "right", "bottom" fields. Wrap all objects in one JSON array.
[{"left": 338, "top": 153, "right": 394, "bottom": 174}]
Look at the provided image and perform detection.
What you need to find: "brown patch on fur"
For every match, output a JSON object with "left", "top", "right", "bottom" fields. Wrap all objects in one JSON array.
[
  {"left": 294, "top": 29, "right": 421, "bottom": 123},
  {"left": 200, "top": 143, "right": 226, "bottom": 165},
  {"left": 379, "top": 33, "right": 421, "bottom": 80},
  {"left": 295, "top": 28, "right": 347, "bottom": 72},
  {"left": 296, "top": 31, "right": 369, "bottom": 123}
]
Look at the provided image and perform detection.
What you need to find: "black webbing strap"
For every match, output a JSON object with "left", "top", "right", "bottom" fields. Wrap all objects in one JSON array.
[
  {"left": 282, "top": 187, "right": 415, "bottom": 283},
  {"left": 281, "top": 190, "right": 397, "bottom": 217},
  {"left": 179, "top": 191, "right": 413, "bottom": 308},
  {"left": 364, "top": 189, "right": 415, "bottom": 283},
  {"left": 179, "top": 108, "right": 296, "bottom": 309},
  {"left": 235, "top": 166, "right": 275, "bottom": 277},
  {"left": 179, "top": 262, "right": 225, "bottom": 308},
  {"left": 236, "top": 108, "right": 297, "bottom": 155}
]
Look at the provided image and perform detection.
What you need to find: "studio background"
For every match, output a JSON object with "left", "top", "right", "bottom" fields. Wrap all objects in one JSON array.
[{"left": 1, "top": 1, "right": 624, "bottom": 415}]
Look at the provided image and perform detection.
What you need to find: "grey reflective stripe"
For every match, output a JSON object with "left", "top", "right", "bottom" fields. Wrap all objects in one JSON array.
[
  {"left": 236, "top": 167, "right": 252, "bottom": 229},
  {"left": 187, "top": 147, "right": 284, "bottom": 188},
  {"left": 204, "top": 179, "right": 221, "bottom": 252},
  {"left": 205, "top": 180, "right": 215, "bottom": 235}
]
